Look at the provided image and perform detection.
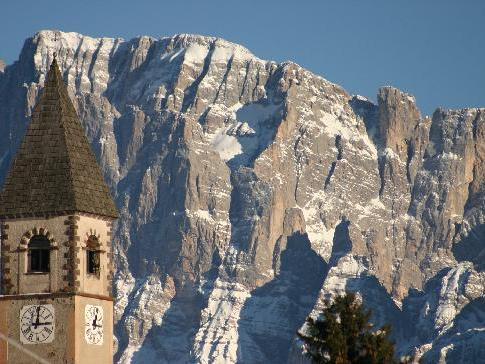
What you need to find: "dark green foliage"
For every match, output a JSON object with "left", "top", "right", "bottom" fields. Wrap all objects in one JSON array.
[{"left": 297, "top": 292, "right": 397, "bottom": 364}]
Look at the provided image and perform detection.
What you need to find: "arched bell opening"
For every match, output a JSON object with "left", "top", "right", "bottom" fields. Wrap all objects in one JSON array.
[
  {"left": 27, "top": 235, "right": 51, "bottom": 273},
  {"left": 86, "top": 235, "right": 102, "bottom": 277}
]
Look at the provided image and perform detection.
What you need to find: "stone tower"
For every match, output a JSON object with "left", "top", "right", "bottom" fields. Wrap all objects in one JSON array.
[{"left": 0, "top": 57, "right": 118, "bottom": 363}]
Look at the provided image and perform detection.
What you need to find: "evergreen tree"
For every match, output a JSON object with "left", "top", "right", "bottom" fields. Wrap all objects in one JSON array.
[{"left": 297, "top": 292, "right": 396, "bottom": 364}]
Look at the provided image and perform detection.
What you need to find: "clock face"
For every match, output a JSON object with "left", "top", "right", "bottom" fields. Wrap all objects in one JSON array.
[
  {"left": 20, "top": 304, "right": 55, "bottom": 344},
  {"left": 85, "top": 304, "right": 103, "bottom": 345}
]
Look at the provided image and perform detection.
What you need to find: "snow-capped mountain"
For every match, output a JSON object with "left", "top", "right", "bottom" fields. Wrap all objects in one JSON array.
[{"left": 0, "top": 30, "right": 483, "bottom": 363}]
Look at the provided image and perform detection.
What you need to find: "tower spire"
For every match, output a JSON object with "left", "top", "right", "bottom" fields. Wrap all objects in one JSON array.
[{"left": 0, "top": 56, "right": 119, "bottom": 219}]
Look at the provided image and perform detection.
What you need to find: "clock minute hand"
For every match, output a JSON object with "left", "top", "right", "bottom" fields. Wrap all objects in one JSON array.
[{"left": 33, "top": 306, "right": 41, "bottom": 329}]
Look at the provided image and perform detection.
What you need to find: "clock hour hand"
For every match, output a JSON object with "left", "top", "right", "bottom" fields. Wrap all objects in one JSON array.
[
  {"left": 35, "top": 322, "right": 52, "bottom": 326},
  {"left": 92, "top": 314, "right": 102, "bottom": 328},
  {"left": 92, "top": 314, "right": 97, "bottom": 326}
]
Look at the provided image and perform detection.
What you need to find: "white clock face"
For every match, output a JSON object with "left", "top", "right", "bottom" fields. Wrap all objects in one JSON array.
[
  {"left": 85, "top": 304, "right": 103, "bottom": 345},
  {"left": 20, "top": 304, "right": 55, "bottom": 344}
]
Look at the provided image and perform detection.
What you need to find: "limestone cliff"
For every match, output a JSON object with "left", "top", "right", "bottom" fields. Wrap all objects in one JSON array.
[{"left": 0, "top": 30, "right": 483, "bottom": 363}]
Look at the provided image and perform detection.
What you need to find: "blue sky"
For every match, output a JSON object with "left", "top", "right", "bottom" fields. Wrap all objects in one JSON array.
[{"left": 1, "top": 0, "right": 483, "bottom": 115}]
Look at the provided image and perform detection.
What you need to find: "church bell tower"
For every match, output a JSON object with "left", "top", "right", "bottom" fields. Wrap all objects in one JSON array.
[{"left": 0, "top": 57, "right": 118, "bottom": 363}]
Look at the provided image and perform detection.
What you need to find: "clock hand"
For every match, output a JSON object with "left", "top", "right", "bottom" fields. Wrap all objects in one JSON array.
[
  {"left": 92, "top": 314, "right": 97, "bottom": 327},
  {"left": 35, "top": 322, "right": 52, "bottom": 326},
  {"left": 33, "top": 306, "right": 41, "bottom": 329},
  {"left": 92, "top": 314, "right": 103, "bottom": 328}
]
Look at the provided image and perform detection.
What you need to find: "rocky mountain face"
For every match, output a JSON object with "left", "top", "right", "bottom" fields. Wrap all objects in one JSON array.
[{"left": 0, "top": 30, "right": 483, "bottom": 363}]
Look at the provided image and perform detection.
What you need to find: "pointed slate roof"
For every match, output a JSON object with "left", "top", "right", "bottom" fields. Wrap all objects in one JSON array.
[{"left": 0, "top": 58, "right": 118, "bottom": 219}]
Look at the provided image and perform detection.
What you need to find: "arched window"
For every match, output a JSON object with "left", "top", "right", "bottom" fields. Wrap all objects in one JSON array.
[
  {"left": 28, "top": 235, "right": 50, "bottom": 273},
  {"left": 86, "top": 236, "right": 100, "bottom": 276}
]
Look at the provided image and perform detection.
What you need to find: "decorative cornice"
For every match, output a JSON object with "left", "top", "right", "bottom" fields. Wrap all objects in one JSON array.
[
  {"left": 0, "top": 292, "right": 114, "bottom": 302},
  {"left": 0, "top": 210, "right": 117, "bottom": 221}
]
